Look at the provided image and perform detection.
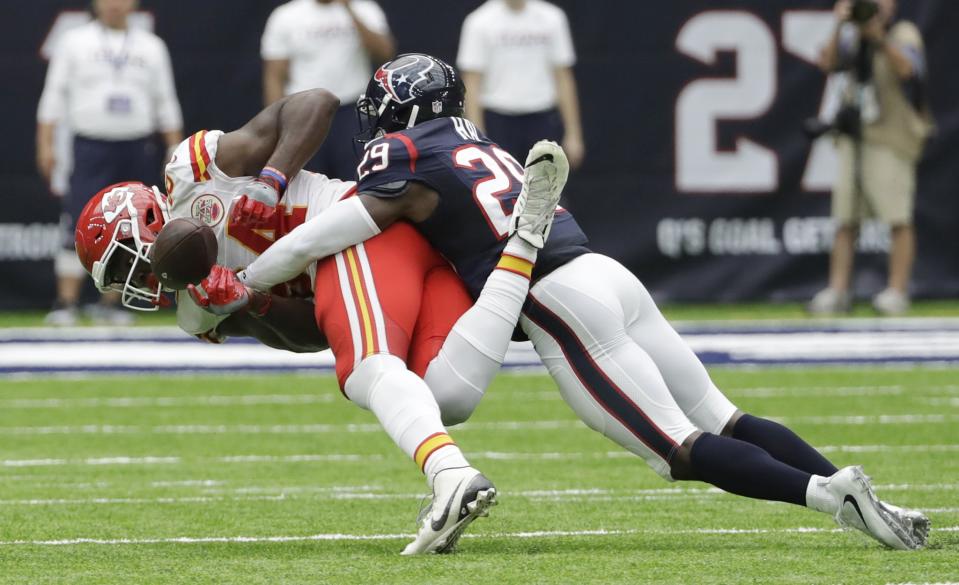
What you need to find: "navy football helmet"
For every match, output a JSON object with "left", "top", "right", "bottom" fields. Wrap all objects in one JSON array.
[{"left": 356, "top": 53, "right": 465, "bottom": 142}]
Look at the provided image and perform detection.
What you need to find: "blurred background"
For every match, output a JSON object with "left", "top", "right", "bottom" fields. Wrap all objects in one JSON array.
[{"left": 2, "top": 0, "right": 958, "bottom": 317}]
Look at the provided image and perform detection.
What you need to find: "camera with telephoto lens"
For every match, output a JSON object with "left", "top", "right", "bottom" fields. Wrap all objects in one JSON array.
[
  {"left": 850, "top": 0, "right": 879, "bottom": 23},
  {"left": 803, "top": 104, "right": 862, "bottom": 140}
]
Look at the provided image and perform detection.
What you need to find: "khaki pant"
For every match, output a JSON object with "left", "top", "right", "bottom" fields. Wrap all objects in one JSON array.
[{"left": 832, "top": 137, "right": 916, "bottom": 226}]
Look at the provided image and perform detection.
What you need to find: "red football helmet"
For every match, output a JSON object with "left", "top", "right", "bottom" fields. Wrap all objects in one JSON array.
[{"left": 75, "top": 182, "right": 170, "bottom": 311}]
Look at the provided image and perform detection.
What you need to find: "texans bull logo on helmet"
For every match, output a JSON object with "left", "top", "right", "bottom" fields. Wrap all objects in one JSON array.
[
  {"left": 357, "top": 53, "right": 466, "bottom": 141},
  {"left": 373, "top": 54, "right": 440, "bottom": 105},
  {"left": 100, "top": 185, "right": 136, "bottom": 226}
]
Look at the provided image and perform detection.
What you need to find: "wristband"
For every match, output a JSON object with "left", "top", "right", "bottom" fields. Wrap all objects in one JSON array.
[{"left": 259, "top": 167, "right": 288, "bottom": 195}]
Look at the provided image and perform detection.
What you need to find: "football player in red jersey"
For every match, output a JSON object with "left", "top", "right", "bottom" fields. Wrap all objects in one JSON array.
[
  {"left": 75, "top": 87, "right": 569, "bottom": 554},
  {"left": 213, "top": 54, "right": 928, "bottom": 550}
]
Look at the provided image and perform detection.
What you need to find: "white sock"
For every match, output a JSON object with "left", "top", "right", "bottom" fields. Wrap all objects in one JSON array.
[
  {"left": 345, "top": 355, "right": 470, "bottom": 486},
  {"left": 424, "top": 235, "right": 538, "bottom": 425},
  {"left": 423, "top": 444, "right": 470, "bottom": 487},
  {"left": 503, "top": 236, "right": 538, "bottom": 264},
  {"left": 805, "top": 474, "right": 838, "bottom": 515}
]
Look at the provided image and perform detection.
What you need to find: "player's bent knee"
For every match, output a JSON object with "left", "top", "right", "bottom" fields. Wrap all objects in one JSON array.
[
  {"left": 436, "top": 394, "right": 481, "bottom": 427},
  {"left": 343, "top": 354, "right": 408, "bottom": 409}
]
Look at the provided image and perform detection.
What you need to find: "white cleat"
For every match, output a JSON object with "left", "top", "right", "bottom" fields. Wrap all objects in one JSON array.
[
  {"left": 827, "top": 466, "right": 920, "bottom": 550},
  {"left": 401, "top": 467, "right": 497, "bottom": 555},
  {"left": 880, "top": 501, "right": 930, "bottom": 548},
  {"left": 508, "top": 140, "right": 569, "bottom": 249}
]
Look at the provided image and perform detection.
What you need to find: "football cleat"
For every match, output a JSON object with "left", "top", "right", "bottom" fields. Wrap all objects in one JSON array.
[
  {"left": 401, "top": 466, "right": 497, "bottom": 555},
  {"left": 827, "top": 466, "right": 920, "bottom": 550},
  {"left": 880, "top": 501, "right": 930, "bottom": 548},
  {"left": 508, "top": 140, "right": 569, "bottom": 249}
]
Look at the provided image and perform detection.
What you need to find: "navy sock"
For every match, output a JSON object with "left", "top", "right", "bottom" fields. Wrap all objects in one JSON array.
[
  {"left": 732, "top": 414, "right": 839, "bottom": 477},
  {"left": 689, "top": 433, "right": 810, "bottom": 506}
]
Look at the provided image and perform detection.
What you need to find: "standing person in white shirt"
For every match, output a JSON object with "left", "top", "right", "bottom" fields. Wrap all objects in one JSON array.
[
  {"left": 36, "top": 0, "right": 184, "bottom": 326},
  {"left": 261, "top": 0, "right": 394, "bottom": 179},
  {"left": 457, "top": 0, "right": 585, "bottom": 169}
]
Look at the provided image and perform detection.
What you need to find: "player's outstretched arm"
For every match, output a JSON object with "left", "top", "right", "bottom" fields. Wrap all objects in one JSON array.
[{"left": 214, "top": 87, "right": 339, "bottom": 184}]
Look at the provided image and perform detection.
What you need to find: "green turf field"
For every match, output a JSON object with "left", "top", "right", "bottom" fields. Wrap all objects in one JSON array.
[{"left": 1, "top": 368, "right": 957, "bottom": 584}]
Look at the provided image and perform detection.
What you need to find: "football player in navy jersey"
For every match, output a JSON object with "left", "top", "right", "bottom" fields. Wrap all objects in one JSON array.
[{"left": 210, "top": 54, "right": 927, "bottom": 550}]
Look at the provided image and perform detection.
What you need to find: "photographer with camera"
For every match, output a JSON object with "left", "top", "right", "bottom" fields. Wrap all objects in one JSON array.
[{"left": 807, "top": 0, "right": 933, "bottom": 316}]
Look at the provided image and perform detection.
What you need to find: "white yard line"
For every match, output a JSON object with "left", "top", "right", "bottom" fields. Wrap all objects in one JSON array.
[
  {"left": 5, "top": 385, "right": 956, "bottom": 407},
  {"left": 218, "top": 454, "right": 386, "bottom": 463},
  {"left": 3, "top": 484, "right": 958, "bottom": 508},
  {"left": 0, "top": 420, "right": 585, "bottom": 436},
  {"left": 2, "top": 456, "right": 180, "bottom": 468},
  {"left": 2, "top": 414, "right": 956, "bottom": 436},
  {"left": 0, "top": 394, "right": 334, "bottom": 409},
  {"left": 5, "top": 445, "right": 959, "bottom": 468},
  {"left": 776, "top": 414, "right": 959, "bottom": 424},
  {"left": 150, "top": 479, "right": 226, "bottom": 488},
  {"left": 818, "top": 444, "right": 959, "bottom": 453},
  {"left": 0, "top": 495, "right": 287, "bottom": 506},
  {"left": 1, "top": 525, "right": 957, "bottom": 547},
  {"left": 725, "top": 386, "right": 905, "bottom": 397},
  {"left": 920, "top": 398, "right": 959, "bottom": 407}
]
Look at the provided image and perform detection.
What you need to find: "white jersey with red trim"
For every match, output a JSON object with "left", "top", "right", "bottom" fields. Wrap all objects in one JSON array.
[{"left": 164, "top": 129, "right": 355, "bottom": 335}]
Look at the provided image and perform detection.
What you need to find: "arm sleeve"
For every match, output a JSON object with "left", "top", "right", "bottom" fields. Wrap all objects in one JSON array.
[
  {"left": 261, "top": 8, "right": 291, "bottom": 60},
  {"left": 550, "top": 9, "right": 576, "bottom": 67},
  {"left": 238, "top": 196, "right": 381, "bottom": 291},
  {"left": 153, "top": 40, "right": 184, "bottom": 132},
  {"left": 36, "top": 36, "right": 72, "bottom": 124},
  {"left": 456, "top": 14, "right": 487, "bottom": 72}
]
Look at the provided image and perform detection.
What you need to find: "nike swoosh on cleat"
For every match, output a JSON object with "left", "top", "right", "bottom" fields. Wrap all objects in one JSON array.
[
  {"left": 431, "top": 479, "right": 465, "bottom": 532},
  {"left": 844, "top": 494, "right": 867, "bottom": 526},
  {"left": 525, "top": 154, "right": 554, "bottom": 168}
]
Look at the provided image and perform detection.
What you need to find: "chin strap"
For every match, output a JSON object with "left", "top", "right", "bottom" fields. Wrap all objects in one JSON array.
[{"left": 406, "top": 104, "right": 420, "bottom": 129}]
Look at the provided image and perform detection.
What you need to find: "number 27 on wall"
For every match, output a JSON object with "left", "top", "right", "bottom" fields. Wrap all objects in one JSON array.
[{"left": 675, "top": 10, "right": 838, "bottom": 193}]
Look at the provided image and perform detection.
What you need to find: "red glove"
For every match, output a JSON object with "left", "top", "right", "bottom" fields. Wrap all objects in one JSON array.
[
  {"left": 230, "top": 193, "right": 277, "bottom": 229},
  {"left": 187, "top": 265, "right": 251, "bottom": 315}
]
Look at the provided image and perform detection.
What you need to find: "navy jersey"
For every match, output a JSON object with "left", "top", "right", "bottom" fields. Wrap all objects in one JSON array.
[{"left": 356, "top": 117, "right": 589, "bottom": 298}]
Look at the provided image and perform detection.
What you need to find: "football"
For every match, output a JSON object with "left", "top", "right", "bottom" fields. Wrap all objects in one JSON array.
[{"left": 150, "top": 217, "right": 218, "bottom": 290}]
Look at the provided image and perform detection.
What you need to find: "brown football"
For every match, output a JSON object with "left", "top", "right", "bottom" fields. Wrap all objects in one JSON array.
[{"left": 150, "top": 218, "right": 218, "bottom": 290}]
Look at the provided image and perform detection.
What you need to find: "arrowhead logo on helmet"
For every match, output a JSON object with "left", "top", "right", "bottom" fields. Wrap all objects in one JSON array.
[
  {"left": 75, "top": 181, "right": 171, "bottom": 311},
  {"left": 100, "top": 185, "right": 136, "bottom": 224}
]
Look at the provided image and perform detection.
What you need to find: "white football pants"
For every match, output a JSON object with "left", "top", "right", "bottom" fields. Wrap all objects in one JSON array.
[{"left": 520, "top": 253, "right": 738, "bottom": 480}]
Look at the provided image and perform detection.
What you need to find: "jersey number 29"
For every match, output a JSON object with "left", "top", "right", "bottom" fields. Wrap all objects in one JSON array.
[{"left": 453, "top": 145, "right": 525, "bottom": 239}]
